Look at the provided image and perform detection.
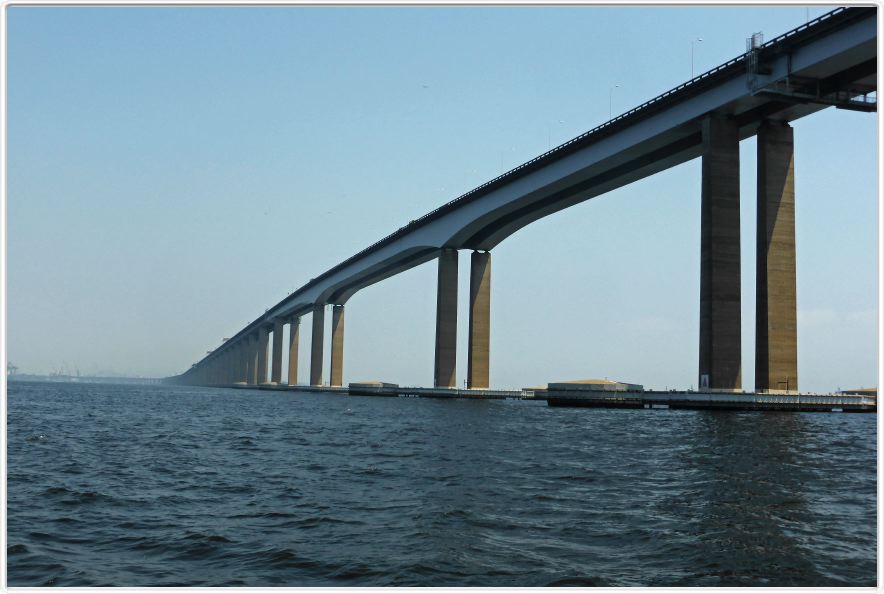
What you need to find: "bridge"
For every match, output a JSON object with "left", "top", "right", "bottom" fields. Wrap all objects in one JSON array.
[{"left": 168, "top": 7, "right": 876, "bottom": 393}]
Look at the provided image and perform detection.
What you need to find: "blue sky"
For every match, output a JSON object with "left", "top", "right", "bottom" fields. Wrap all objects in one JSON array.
[{"left": 6, "top": 5, "right": 877, "bottom": 392}]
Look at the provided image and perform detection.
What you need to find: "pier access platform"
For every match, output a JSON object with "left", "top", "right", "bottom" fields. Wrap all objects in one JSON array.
[{"left": 230, "top": 381, "right": 875, "bottom": 413}]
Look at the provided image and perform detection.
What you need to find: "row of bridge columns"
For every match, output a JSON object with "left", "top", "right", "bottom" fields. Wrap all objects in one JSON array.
[
  {"left": 186, "top": 114, "right": 795, "bottom": 394},
  {"left": 186, "top": 246, "right": 495, "bottom": 390}
]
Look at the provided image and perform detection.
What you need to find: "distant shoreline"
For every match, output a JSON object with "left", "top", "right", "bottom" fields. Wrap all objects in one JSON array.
[{"left": 7, "top": 375, "right": 162, "bottom": 385}]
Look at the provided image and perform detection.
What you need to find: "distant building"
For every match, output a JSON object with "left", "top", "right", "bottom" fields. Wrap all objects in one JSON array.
[
  {"left": 547, "top": 379, "right": 644, "bottom": 392},
  {"left": 839, "top": 388, "right": 877, "bottom": 397}
]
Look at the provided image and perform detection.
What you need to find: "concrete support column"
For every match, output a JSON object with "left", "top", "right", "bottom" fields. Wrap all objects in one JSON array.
[
  {"left": 242, "top": 339, "right": 251, "bottom": 384},
  {"left": 330, "top": 305, "right": 345, "bottom": 387},
  {"left": 310, "top": 306, "right": 325, "bottom": 386},
  {"left": 256, "top": 326, "right": 270, "bottom": 385},
  {"left": 699, "top": 115, "right": 742, "bottom": 391},
  {"left": 756, "top": 121, "right": 798, "bottom": 392},
  {"left": 288, "top": 317, "right": 300, "bottom": 385},
  {"left": 248, "top": 332, "right": 259, "bottom": 385},
  {"left": 434, "top": 248, "right": 458, "bottom": 388},
  {"left": 236, "top": 340, "right": 248, "bottom": 384},
  {"left": 467, "top": 251, "right": 491, "bottom": 389},
  {"left": 271, "top": 320, "right": 284, "bottom": 384}
]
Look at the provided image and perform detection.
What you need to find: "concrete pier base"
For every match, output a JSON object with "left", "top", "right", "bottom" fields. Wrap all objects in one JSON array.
[
  {"left": 310, "top": 306, "right": 325, "bottom": 386},
  {"left": 330, "top": 305, "right": 345, "bottom": 387},
  {"left": 288, "top": 317, "right": 300, "bottom": 386},
  {"left": 756, "top": 121, "right": 798, "bottom": 393},
  {"left": 271, "top": 320, "right": 284, "bottom": 384},
  {"left": 467, "top": 251, "right": 491, "bottom": 389},
  {"left": 434, "top": 248, "right": 458, "bottom": 388},
  {"left": 699, "top": 115, "right": 742, "bottom": 391}
]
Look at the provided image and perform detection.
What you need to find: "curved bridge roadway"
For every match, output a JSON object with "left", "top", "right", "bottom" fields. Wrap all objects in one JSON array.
[{"left": 173, "top": 7, "right": 876, "bottom": 391}]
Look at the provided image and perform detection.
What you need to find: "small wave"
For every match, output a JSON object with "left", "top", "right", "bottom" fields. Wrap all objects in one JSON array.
[
  {"left": 554, "top": 474, "right": 597, "bottom": 483},
  {"left": 8, "top": 543, "right": 29, "bottom": 555},
  {"left": 62, "top": 463, "right": 84, "bottom": 475},
  {"left": 50, "top": 516, "right": 80, "bottom": 525},
  {"left": 331, "top": 562, "right": 386, "bottom": 580},
  {"left": 42, "top": 486, "right": 109, "bottom": 505},
  {"left": 356, "top": 466, "right": 382, "bottom": 475},
  {"left": 214, "top": 484, "right": 256, "bottom": 494},
  {"left": 289, "top": 516, "right": 365, "bottom": 529},
  {"left": 111, "top": 534, "right": 171, "bottom": 555},
  {"left": 183, "top": 531, "right": 233, "bottom": 543},
  {"left": 546, "top": 575, "right": 612, "bottom": 587},
  {"left": 248, "top": 547, "right": 327, "bottom": 571},
  {"left": 441, "top": 509, "right": 471, "bottom": 519},
  {"left": 28, "top": 531, "right": 54, "bottom": 540},
  {"left": 261, "top": 511, "right": 296, "bottom": 518}
]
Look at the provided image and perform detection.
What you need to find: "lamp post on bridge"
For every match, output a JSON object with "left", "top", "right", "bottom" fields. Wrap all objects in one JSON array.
[
  {"left": 609, "top": 84, "right": 619, "bottom": 119},
  {"left": 691, "top": 37, "right": 703, "bottom": 78},
  {"left": 547, "top": 119, "right": 564, "bottom": 150}
]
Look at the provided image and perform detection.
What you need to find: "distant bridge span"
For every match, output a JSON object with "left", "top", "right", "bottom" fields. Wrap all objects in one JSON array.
[{"left": 172, "top": 7, "right": 876, "bottom": 392}]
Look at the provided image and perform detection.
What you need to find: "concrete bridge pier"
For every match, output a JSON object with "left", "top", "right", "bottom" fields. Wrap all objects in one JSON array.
[
  {"left": 467, "top": 250, "right": 491, "bottom": 389},
  {"left": 256, "top": 326, "right": 270, "bottom": 385},
  {"left": 330, "top": 305, "right": 345, "bottom": 387},
  {"left": 310, "top": 306, "right": 325, "bottom": 386},
  {"left": 241, "top": 337, "right": 252, "bottom": 385},
  {"left": 271, "top": 320, "right": 284, "bottom": 384},
  {"left": 223, "top": 350, "right": 231, "bottom": 385},
  {"left": 235, "top": 339, "right": 248, "bottom": 384},
  {"left": 434, "top": 248, "right": 458, "bottom": 388},
  {"left": 288, "top": 317, "right": 300, "bottom": 385},
  {"left": 699, "top": 115, "right": 742, "bottom": 391},
  {"left": 756, "top": 120, "right": 798, "bottom": 392},
  {"left": 249, "top": 332, "right": 259, "bottom": 385}
]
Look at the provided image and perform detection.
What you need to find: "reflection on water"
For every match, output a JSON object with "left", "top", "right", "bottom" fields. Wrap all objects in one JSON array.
[
  {"left": 670, "top": 413, "right": 825, "bottom": 585},
  {"left": 7, "top": 382, "right": 876, "bottom": 586}
]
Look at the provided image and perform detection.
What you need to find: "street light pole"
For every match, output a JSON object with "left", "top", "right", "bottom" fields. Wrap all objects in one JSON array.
[
  {"left": 547, "top": 119, "right": 564, "bottom": 150},
  {"left": 609, "top": 84, "right": 619, "bottom": 119},
  {"left": 691, "top": 37, "right": 703, "bottom": 78}
]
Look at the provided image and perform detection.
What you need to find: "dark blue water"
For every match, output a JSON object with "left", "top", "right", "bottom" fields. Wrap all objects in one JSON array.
[{"left": 7, "top": 381, "right": 877, "bottom": 586}]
